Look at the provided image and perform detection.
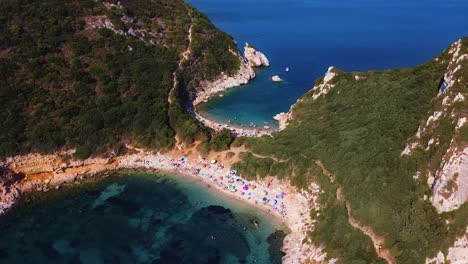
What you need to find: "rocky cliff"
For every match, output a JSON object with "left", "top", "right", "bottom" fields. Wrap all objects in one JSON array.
[
  {"left": 244, "top": 43, "right": 270, "bottom": 67},
  {"left": 194, "top": 44, "right": 270, "bottom": 105},
  {"left": 401, "top": 38, "right": 468, "bottom": 213},
  {"left": 0, "top": 168, "right": 24, "bottom": 214},
  {"left": 273, "top": 66, "right": 339, "bottom": 130}
]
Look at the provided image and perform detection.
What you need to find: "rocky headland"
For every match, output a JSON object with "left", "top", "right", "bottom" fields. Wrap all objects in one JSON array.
[{"left": 193, "top": 43, "right": 270, "bottom": 105}]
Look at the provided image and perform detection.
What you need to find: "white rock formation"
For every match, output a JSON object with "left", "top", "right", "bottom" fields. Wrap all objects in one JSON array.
[
  {"left": 272, "top": 66, "right": 338, "bottom": 131},
  {"left": 272, "top": 75, "right": 283, "bottom": 82},
  {"left": 274, "top": 112, "right": 292, "bottom": 130},
  {"left": 426, "top": 228, "right": 468, "bottom": 264},
  {"left": 244, "top": 43, "right": 270, "bottom": 67},
  {"left": 431, "top": 146, "right": 468, "bottom": 212},
  {"left": 194, "top": 59, "right": 256, "bottom": 105},
  {"left": 426, "top": 251, "right": 446, "bottom": 264},
  {"left": 402, "top": 39, "right": 467, "bottom": 158},
  {"left": 447, "top": 229, "right": 468, "bottom": 264},
  {"left": 426, "top": 111, "right": 443, "bottom": 126},
  {"left": 195, "top": 44, "right": 270, "bottom": 105},
  {"left": 312, "top": 67, "right": 337, "bottom": 100}
]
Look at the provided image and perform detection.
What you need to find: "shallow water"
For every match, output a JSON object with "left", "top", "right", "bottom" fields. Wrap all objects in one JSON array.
[
  {"left": 0, "top": 172, "right": 286, "bottom": 264},
  {"left": 190, "top": 0, "right": 468, "bottom": 126}
]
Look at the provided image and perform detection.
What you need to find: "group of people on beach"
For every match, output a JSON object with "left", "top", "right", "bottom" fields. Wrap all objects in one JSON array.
[
  {"left": 130, "top": 155, "right": 288, "bottom": 218},
  {"left": 172, "top": 156, "right": 288, "bottom": 217},
  {"left": 193, "top": 113, "right": 273, "bottom": 137}
]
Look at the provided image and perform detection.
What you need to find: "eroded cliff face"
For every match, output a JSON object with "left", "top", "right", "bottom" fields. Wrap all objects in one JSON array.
[
  {"left": 426, "top": 228, "right": 468, "bottom": 264},
  {"left": 273, "top": 66, "right": 339, "bottom": 130},
  {"left": 194, "top": 44, "right": 270, "bottom": 105},
  {"left": 194, "top": 56, "right": 256, "bottom": 105},
  {"left": 401, "top": 38, "right": 468, "bottom": 213},
  {"left": 244, "top": 43, "right": 270, "bottom": 67}
]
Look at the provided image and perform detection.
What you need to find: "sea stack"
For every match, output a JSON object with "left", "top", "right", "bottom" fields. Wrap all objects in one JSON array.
[{"left": 244, "top": 43, "right": 270, "bottom": 67}]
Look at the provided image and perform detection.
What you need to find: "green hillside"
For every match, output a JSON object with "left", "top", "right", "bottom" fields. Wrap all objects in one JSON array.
[
  {"left": 0, "top": 0, "right": 239, "bottom": 158},
  {"left": 234, "top": 38, "right": 468, "bottom": 263}
]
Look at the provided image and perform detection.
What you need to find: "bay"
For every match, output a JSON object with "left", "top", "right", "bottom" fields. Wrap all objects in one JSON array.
[
  {"left": 190, "top": 0, "right": 468, "bottom": 127},
  {"left": 0, "top": 172, "right": 286, "bottom": 264}
]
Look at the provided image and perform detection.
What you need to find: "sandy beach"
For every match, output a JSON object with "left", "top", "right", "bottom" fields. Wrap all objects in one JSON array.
[
  {"left": 192, "top": 107, "right": 275, "bottom": 137},
  {"left": 2, "top": 147, "right": 321, "bottom": 263}
]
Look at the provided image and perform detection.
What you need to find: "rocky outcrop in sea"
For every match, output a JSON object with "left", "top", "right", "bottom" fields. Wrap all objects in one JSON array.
[{"left": 244, "top": 43, "right": 270, "bottom": 67}]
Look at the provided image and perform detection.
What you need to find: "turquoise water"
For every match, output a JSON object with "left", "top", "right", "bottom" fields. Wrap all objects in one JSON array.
[
  {"left": 190, "top": 0, "right": 468, "bottom": 126},
  {"left": 0, "top": 172, "right": 286, "bottom": 263}
]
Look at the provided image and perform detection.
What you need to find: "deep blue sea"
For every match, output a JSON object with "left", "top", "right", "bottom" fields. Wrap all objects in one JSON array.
[
  {"left": 0, "top": 172, "right": 286, "bottom": 263},
  {"left": 190, "top": 0, "right": 468, "bottom": 127}
]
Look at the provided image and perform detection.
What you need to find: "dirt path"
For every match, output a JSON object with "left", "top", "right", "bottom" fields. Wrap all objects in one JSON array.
[
  {"left": 169, "top": 19, "right": 193, "bottom": 105},
  {"left": 316, "top": 161, "right": 396, "bottom": 264},
  {"left": 251, "top": 152, "right": 289, "bottom": 163}
]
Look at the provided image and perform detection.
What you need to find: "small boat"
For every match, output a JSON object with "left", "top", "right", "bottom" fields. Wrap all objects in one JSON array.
[
  {"left": 285, "top": 67, "right": 290, "bottom": 72},
  {"left": 272, "top": 75, "right": 283, "bottom": 82}
]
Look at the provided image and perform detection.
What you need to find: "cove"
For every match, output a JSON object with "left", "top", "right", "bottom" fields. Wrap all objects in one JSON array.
[
  {"left": 189, "top": 0, "right": 468, "bottom": 127},
  {"left": 0, "top": 172, "right": 286, "bottom": 264}
]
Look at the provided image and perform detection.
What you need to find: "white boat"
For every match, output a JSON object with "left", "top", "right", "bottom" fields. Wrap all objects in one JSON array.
[
  {"left": 272, "top": 75, "right": 283, "bottom": 82},
  {"left": 285, "top": 67, "right": 290, "bottom": 72}
]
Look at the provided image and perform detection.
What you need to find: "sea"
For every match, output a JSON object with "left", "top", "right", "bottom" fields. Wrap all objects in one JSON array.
[
  {"left": 191, "top": 0, "right": 468, "bottom": 127},
  {"left": 0, "top": 172, "right": 286, "bottom": 263},
  {"left": 2, "top": 1, "right": 468, "bottom": 264}
]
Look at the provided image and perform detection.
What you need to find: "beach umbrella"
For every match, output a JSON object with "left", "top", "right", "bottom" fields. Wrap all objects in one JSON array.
[
  {"left": 262, "top": 197, "right": 268, "bottom": 202},
  {"left": 269, "top": 199, "right": 277, "bottom": 205},
  {"left": 276, "top": 194, "right": 284, "bottom": 199},
  {"left": 243, "top": 185, "right": 249, "bottom": 191},
  {"left": 262, "top": 190, "right": 268, "bottom": 196},
  {"left": 251, "top": 185, "right": 257, "bottom": 189},
  {"left": 229, "top": 185, "right": 236, "bottom": 191},
  {"left": 211, "top": 159, "right": 217, "bottom": 164}
]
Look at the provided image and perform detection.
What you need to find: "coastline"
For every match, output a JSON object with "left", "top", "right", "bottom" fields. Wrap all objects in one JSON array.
[
  {"left": 0, "top": 44, "right": 319, "bottom": 263},
  {"left": 192, "top": 107, "right": 275, "bottom": 137},
  {"left": 1, "top": 147, "right": 320, "bottom": 263},
  {"left": 190, "top": 44, "right": 279, "bottom": 137}
]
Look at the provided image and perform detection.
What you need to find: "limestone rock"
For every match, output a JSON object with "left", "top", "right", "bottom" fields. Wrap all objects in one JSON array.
[
  {"left": 312, "top": 66, "right": 338, "bottom": 100},
  {"left": 244, "top": 43, "right": 270, "bottom": 67},
  {"left": 195, "top": 57, "right": 256, "bottom": 105},
  {"left": 274, "top": 112, "right": 291, "bottom": 130},
  {"left": 431, "top": 146, "right": 468, "bottom": 212}
]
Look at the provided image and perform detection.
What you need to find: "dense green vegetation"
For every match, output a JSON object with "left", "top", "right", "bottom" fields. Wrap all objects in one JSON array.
[
  {"left": 234, "top": 41, "right": 468, "bottom": 263},
  {"left": 0, "top": 0, "right": 241, "bottom": 158},
  {"left": 180, "top": 8, "right": 241, "bottom": 97}
]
